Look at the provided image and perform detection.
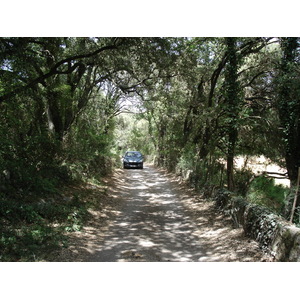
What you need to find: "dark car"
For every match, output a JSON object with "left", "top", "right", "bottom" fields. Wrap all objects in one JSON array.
[{"left": 123, "top": 151, "right": 144, "bottom": 169}]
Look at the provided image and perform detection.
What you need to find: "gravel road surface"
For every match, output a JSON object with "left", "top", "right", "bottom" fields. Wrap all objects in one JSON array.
[{"left": 77, "top": 164, "right": 271, "bottom": 262}]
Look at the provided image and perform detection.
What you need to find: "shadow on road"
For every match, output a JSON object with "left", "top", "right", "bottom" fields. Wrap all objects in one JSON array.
[
  {"left": 55, "top": 165, "right": 269, "bottom": 262},
  {"left": 83, "top": 165, "right": 266, "bottom": 261}
]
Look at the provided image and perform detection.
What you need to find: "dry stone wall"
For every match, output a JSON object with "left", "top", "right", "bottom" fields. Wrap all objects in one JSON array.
[{"left": 212, "top": 189, "right": 300, "bottom": 262}]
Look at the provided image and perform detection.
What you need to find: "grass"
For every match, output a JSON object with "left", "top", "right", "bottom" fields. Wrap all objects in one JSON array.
[{"left": 246, "top": 176, "right": 289, "bottom": 215}]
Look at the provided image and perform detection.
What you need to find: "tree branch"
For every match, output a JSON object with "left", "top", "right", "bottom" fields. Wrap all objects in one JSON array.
[
  {"left": 241, "top": 71, "right": 269, "bottom": 88},
  {"left": 0, "top": 41, "right": 119, "bottom": 103},
  {"left": 208, "top": 53, "right": 228, "bottom": 107}
]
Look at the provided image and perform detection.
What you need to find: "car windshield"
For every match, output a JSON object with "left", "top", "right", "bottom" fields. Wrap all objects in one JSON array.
[{"left": 125, "top": 152, "right": 142, "bottom": 158}]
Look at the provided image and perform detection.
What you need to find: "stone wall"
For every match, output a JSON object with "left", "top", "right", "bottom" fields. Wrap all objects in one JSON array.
[{"left": 212, "top": 189, "right": 300, "bottom": 262}]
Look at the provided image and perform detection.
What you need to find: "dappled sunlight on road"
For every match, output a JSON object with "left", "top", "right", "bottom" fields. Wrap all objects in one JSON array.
[
  {"left": 82, "top": 165, "right": 265, "bottom": 262},
  {"left": 58, "top": 165, "right": 268, "bottom": 262},
  {"left": 86, "top": 165, "right": 207, "bottom": 261}
]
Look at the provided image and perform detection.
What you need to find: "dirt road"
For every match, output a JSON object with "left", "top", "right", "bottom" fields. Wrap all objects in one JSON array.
[{"left": 58, "top": 164, "right": 271, "bottom": 262}]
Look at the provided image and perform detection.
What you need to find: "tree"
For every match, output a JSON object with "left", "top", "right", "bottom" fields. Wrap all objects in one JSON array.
[
  {"left": 276, "top": 37, "right": 300, "bottom": 186},
  {"left": 223, "top": 37, "right": 241, "bottom": 191}
]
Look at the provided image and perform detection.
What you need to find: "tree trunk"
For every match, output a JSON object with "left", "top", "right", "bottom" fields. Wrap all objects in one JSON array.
[
  {"left": 227, "top": 130, "right": 238, "bottom": 191},
  {"left": 224, "top": 37, "right": 240, "bottom": 191}
]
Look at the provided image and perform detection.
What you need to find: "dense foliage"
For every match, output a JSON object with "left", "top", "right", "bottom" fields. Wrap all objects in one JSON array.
[{"left": 1, "top": 37, "right": 300, "bottom": 260}]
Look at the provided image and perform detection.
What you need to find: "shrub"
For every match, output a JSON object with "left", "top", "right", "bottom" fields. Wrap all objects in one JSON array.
[
  {"left": 0, "top": 194, "right": 90, "bottom": 261},
  {"left": 234, "top": 168, "right": 255, "bottom": 196}
]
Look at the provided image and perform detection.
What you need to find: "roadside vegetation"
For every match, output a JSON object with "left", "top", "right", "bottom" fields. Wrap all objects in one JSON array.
[{"left": 1, "top": 37, "right": 300, "bottom": 261}]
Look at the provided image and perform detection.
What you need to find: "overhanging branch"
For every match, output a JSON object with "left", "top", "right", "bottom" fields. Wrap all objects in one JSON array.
[{"left": 0, "top": 41, "right": 120, "bottom": 104}]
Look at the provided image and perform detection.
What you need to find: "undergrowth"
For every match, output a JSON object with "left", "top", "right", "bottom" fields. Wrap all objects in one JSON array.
[
  {"left": 246, "top": 176, "right": 289, "bottom": 215},
  {"left": 0, "top": 184, "right": 105, "bottom": 262}
]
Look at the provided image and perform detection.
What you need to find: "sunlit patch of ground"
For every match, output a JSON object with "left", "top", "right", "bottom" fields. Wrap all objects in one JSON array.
[{"left": 234, "top": 155, "right": 290, "bottom": 187}]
